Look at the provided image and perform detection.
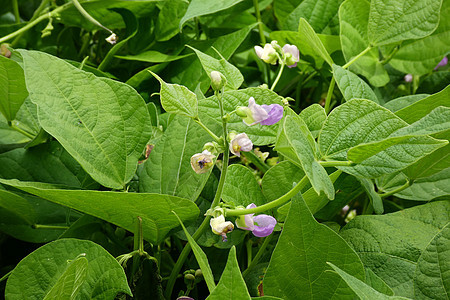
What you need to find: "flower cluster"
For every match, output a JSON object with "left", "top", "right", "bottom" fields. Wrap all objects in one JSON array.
[{"left": 254, "top": 40, "right": 299, "bottom": 68}]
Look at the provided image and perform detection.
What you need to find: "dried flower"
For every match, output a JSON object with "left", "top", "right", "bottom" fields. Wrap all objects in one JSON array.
[
  {"left": 282, "top": 44, "right": 300, "bottom": 68},
  {"left": 190, "top": 150, "right": 215, "bottom": 174},
  {"left": 235, "top": 203, "right": 277, "bottom": 237},
  {"left": 229, "top": 133, "right": 253, "bottom": 157},
  {"left": 210, "top": 215, "right": 234, "bottom": 242}
]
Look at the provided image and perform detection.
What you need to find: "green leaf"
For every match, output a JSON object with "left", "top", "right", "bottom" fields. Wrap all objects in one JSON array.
[
  {"left": 18, "top": 50, "right": 152, "bottom": 189},
  {"left": 276, "top": 114, "right": 335, "bottom": 199},
  {"left": 340, "top": 200, "right": 450, "bottom": 298},
  {"left": 0, "top": 189, "right": 36, "bottom": 226},
  {"left": 173, "top": 212, "right": 216, "bottom": 293},
  {"left": 298, "top": 18, "right": 334, "bottom": 67},
  {"left": 332, "top": 64, "right": 379, "bottom": 103},
  {"left": 179, "top": 0, "right": 244, "bottom": 30},
  {"left": 395, "top": 85, "right": 450, "bottom": 123},
  {"left": 365, "top": 268, "right": 395, "bottom": 296},
  {"left": 0, "top": 55, "right": 28, "bottom": 122},
  {"left": 116, "top": 51, "right": 193, "bottom": 63},
  {"left": 414, "top": 223, "right": 450, "bottom": 299},
  {"left": 0, "top": 141, "right": 98, "bottom": 189},
  {"left": 284, "top": 0, "right": 341, "bottom": 33},
  {"left": 299, "top": 104, "right": 327, "bottom": 138},
  {"left": 187, "top": 46, "right": 243, "bottom": 90},
  {"left": 262, "top": 161, "right": 305, "bottom": 202},
  {"left": 368, "top": 0, "right": 442, "bottom": 46},
  {"left": 43, "top": 256, "right": 88, "bottom": 300},
  {"left": 357, "top": 177, "right": 384, "bottom": 214},
  {"left": 274, "top": 0, "right": 302, "bottom": 23},
  {"left": 5, "top": 239, "right": 131, "bottom": 299},
  {"left": 339, "top": 0, "right": 389, "bottom": 87},
  {"left": 327, "top": 263, "right": 411, "bottom": 299},
  {"left": 138, "top": 116, "right": 212, "bottom": 201},
  {"left": 199, "top": 87, "right": 283, "bottom": 146},
  {"left": 0, "top": 179, "right": 200, "bottom": 244},
  {"left": 206, "top": 246, "right": 251, "bottom": 299},
  {"left": 319, "top": 99, "right": 447, "bottom": 178},
  {"left": 155, "top": 0, "right": 188, "bottom": 41},
  {"left": 389, "top": 0, "right": 450, "bottom": 75},
  {"left": 263, "top": 195, "right": 365, "bottom": 299},
  {"left": 222, "top": 164, "right": 266, "bottom": 207},
  {"left": 150, "top": 71, "right": 198, "bottom": 118},
  {"left": 384, "top": 94, "right": 429, "bottom": 112},
  {"left": 393, "top": 106, "right": 450, "bottom": 136}
]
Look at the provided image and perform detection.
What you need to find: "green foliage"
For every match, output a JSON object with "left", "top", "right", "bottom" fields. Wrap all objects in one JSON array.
[{"left": 0, "top": 55, "right": 28, "bottom": 121}]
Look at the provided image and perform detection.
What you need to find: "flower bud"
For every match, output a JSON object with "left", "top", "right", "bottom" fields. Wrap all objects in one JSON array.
[
  {"left": 282, "top": 44, "right": 300, "bottom": 68},
  {"left": 106, "top": 33, "right": 118, "bottom": 45},
  {"left": 195, "top": 269, "right": 203, "bottom": 278},
  {"left": 190, "top": 150, "right": 215, "bottom": 174},
  {"left": 404, "top": 74, "right": 413, "bottom": 82},
  {"left": 210, "top": 71, "right": 226, "bottom": 91}
]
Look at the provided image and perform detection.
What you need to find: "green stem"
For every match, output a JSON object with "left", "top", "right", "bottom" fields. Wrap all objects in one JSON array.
[
  {"left": 10, "top": 123, "right": 34, "bottom": 139},
  {"left": 379, "top": 179, "right": 412, "bottom": 198},
  {"left": 319, "top": 160, "right": 354, "bottom": 167},
  {"left": 10, "top": 0, "right": 52, "bottom": 47},
  {"left": 242, "top": 234, "right": 273, "bottom": 278},
  {"left": 0, "top": 270, "right": 12, "bottom": 282},
  {"left": 226, "top": 175, "right": 309, "bottom": 217},
  {"left": 342, "top": 45, "right": 372, "bottom": 69},
  {"left": 270, "top": 62, "right": 285, "bottom": 91},
  {"left": 324, "top": 77, "right": 335, "bottom": 114},
  {"left": 32, "top": 224, "right": 70, "bottom": 230},
  {"left": 164, "top": 90, "right": 230, "bottom": 299},
  {"left": 241, "top": 150, "right": 269, "bottom": 173},
  {"left": 246, "top": 238, "right": 253, "bottom": 267},
  {"left": 253, "top": 0, "right": 266, "bottom": 44},
  {"left": 72, "top": 0, "right": 113, "bottom": 34},
  {"left": 12, "top": 0, "right": 20, "bottom": 24},
  {"left": 194, "top": 118, "right": 221, "bottom": 144}
]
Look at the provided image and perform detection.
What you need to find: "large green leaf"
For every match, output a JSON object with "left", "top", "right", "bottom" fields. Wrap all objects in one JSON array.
[
  {"left": 222, "top": 164, "right": 266, "bottom": 207},
  {"left": 298, "top": 18, "right": 334, "bottom": 67},
  {"left": 413, "top": 223, "right": 450, "bottom": 300},
  {"left": 299, "top": 103, "right": 327, "bottom": 138},
  {"left": 138, "top": 115, "right": 212, "bottom": 201},
  {"left": 18, "top": 50, "right": 152, "bottom": 189},
  {"left": 368, "top": 0, "right": 442, "bottom": 46},
  {"left": 116, "top": 51, "right": 193, "bottom": 63},
  {"left": 263, "top": 195, "right": 365, "bottom": 299},
  {"left": 150, "top": 71, "right": 198, "bottom": 118},
  {"left": 0, "top": 179, "right": 199, "bottom": 244},
  {"left": 206, "top": 246, "right": 251, "bottom": 299},
  {"left": 155, "top": 0, "right": 188, "bottom": 41},
  {"left": 319, "top": 99, "right": 447, "bottom": 178},
  {"left": 327, "top": 263, "right": 411, "bottom": 300},
  {"left": 340, "top": 201, "right": 450, "bottom": 298},
  {"left": 5, "top": 239, "right": 131, "bottom": 299},
  {"left": 187, "top": 46, "right": 243, "bottom": 90},
  {"left": 339, "top": 0, "right": 389, "bottom": 87},
  {"left": 384, "top": 94, "right": 429, "bottom": 112},
  {"left": 284, "top": 0, "right": 341, "bottom": 33},
  {"left": 198, "top": 87, "right": 283, "bottom": 146},
  {"left": 389, "top": 0, "right": 450, "bottom": 75},
  {"left": 276, "top": 115, "right": 335, "bottom": 199},
  {"left": 179, "top": 0, "right": 244, "bottom": 30},
  {"left": 333, "top": 64, "right": 378, "bottom": 103},
  {"left": 0, "top": 55, "right": 28, "bottom": 122},
  {"left": 395, "top": 85, "right": 450, "bottom": 123},
  {"left": 261, "top": 161, "right": 305, "bottom": 202},
  {"left": 0, "top": 141, "right": 98, "bottom": 189}
]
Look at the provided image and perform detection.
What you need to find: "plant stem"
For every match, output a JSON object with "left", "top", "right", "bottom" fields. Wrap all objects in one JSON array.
[
  {"left": 72, "top": 0, "right": 113, "bottom": 34},
  {"left": 379, "top": 179, "right": 412, "bottom": 198},
  {"left": 32, "top": 224, "right": 70, "bottom": 230},
  {"left": 242, "top": 234, "right": 273, "bottom": 278},
  {"left": 253, "top": 0, "right": 266, "bottom": 44},
  {"left": 246, "top": 238, "right": 253, "bottom": 267},
  {"left": 319, "top": 160, "right": 354, "bottom": 167},
  {"left": 241, "top": 150, "right": 269, "bottom": 173},
  {"left": 194, "top": 118, "right": 221, "bottom": 144},
  {"left": 0, "top": 270, "right": 12, "bottom": 282},
  {"left": 10, "top": 123, "right": 35, "bottom": 139},
  {"left": 12, "top": 0, "right": 20, "bottom": 24},
  {"left": 164, "top": 90, "right": 230, "bottom": 299},
  {"left": 270, "top": 62, "right": 285, "bottom": 91},
  {"left": 342, "top": 45, "right": 372, "bottom": 69},
  {"left": 226, "top": 175, "right": 309, "bottom": 217},
  {"left": 324, "top": 77, "right": 335, "bottom": 114}
]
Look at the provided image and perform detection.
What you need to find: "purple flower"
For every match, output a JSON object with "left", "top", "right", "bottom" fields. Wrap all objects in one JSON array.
[
  {"left": 236, "top": 97, "right": 284, "bottom": 126},
  {"left": 434, "top": 56, "right": 448, "bottom": 70},
  {"left": 229, "top": 133, "right": 253, "bottom": 157},
  {"left": 404, "top": 74, "right": 413, "bottom": 82},
  {"left": 235, "top": 203, "right": 277, "bottom": 237},
  {"left": 282, "top": 44, "right": 300, "bottom": 68}
]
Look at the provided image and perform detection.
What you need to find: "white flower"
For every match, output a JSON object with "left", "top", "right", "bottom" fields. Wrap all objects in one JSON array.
[
  {"left": 105, "top": 33, "right": 118, "bottom": 45},
  {"left": 210, "top": 215, "right": 234, "bottom": 242},
  {"left": 229, "top": 133, "right": 253, "bottom": 157},
  {"left": 254, "top": 44, "right": 278, "bottom": 65},
  {"left": 190, "top": 150, "right": 215, "bottom": 174}
]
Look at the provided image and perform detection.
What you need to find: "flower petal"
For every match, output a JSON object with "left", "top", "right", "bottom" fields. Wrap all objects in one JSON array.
[
  {"left": 260, "top": 104, "right": 284, "bottom": 125},
  {"left": 252, "top": 214, "right": 277, "bottom": 237}
]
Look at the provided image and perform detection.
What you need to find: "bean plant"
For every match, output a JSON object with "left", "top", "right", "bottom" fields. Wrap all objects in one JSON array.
[{"left": 0, "top": 0, "right": 449, "bottom": 299}]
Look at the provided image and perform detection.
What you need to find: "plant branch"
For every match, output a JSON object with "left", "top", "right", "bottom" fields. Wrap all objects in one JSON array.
[
  {"left": 270, "top": 61, "right": 285, "bottom": 91},
  {"left": 379, "top": 179, "right": 412, "bottom": 198},
  {"left": 342, "top": 45, "right": 372, "bottom": 69},
  {"left": 324, "top": 77, "right": 335, "bottom": 114},
  {"left": 194, "top": 118, "right": 221, "bottom": 144},
  {"left": 72, "top": 0, "right": 113, "bottom": 34},
  {"left": 242, "top": 234, "right": 273, "bottom": 278},
  {"left": 253, "top": 0, "right": 266, "bottom": 44},
  {"left": 319, "top": 160, "right": 355, "bottom": 167}
]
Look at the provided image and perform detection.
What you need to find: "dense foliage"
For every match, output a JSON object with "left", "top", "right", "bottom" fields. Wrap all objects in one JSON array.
[{"left": 0, "top": 0, "right": 449, "bottom": 299}]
